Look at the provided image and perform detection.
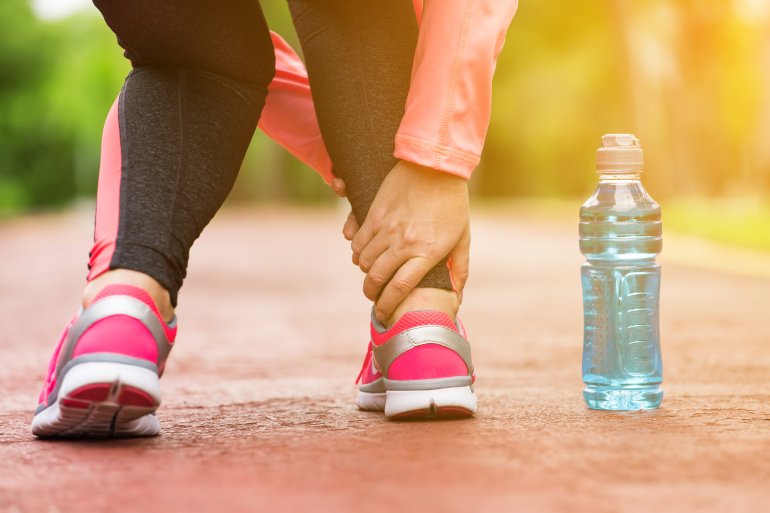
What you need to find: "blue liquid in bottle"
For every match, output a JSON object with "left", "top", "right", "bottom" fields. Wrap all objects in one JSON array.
[{"left": 579, "top": 134, "right": 663, "bottom": 410}]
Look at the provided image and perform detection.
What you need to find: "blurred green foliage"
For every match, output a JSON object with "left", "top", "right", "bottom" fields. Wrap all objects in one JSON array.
[
  {"left": 480, "top": 1, "right": 632, "bottom": 198},
  {"left": 665, "top": 198, "right": 770, "bottom": 252},
  {"left": 0, "top": 0, "right": 129, "bottom": 214},
  {"left": 2, "top": 0, "right": 770, "bottom": 219},
  {"left": 0, "top": 0, "right": 335, "bottom": 214}
]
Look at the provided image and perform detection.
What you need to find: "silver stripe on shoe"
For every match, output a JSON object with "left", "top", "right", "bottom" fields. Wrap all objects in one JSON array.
[
  {"left": 42, "top": 296, "right": 172, "bottom": 410},
  {"left": 54, "top": 295, "right": 172, "bottom": 382},
  {"left": 383, "top": 376, "right": 472, "bottom": 391},
  {"left": 370, "top": 311, "right": 474, "bottom": 379},
  {"left": 358, "top": 377, "right": 386, "bottom": 394}
]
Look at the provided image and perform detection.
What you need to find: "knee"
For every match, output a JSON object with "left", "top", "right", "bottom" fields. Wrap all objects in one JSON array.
[{"left": 94, "top": 0, "right": 276, "bottom": 90}]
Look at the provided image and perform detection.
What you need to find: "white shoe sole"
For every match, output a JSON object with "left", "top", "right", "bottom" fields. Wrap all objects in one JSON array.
[
  {"left": 32, "top": 362, "right": 161, "bottom": 438},
  {"left": 384, "top": 386, "right": 477, "bottom": 419},
  {"left": 356, "top": 390, "right": 386, "bottom": 411}
]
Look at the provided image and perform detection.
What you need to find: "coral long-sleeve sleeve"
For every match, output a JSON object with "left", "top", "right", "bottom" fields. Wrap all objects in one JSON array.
[
  {"left": 258, "top": 31, "right": 334, "bottom": 184},
  {"left": 395, "top": 0, "right": 518, "bottom": 179}
]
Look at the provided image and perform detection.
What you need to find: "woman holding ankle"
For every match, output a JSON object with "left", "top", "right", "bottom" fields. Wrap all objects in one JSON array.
[{"left": 32, "top": 0, "right": 518, "bottom": 436}]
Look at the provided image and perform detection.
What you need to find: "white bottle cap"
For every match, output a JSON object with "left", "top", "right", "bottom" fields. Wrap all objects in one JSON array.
[{"left": 596, "top": 133, "right": 643, "bottom": 172}]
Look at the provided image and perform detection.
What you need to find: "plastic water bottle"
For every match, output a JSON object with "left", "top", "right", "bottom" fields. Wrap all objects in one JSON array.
[{"left": 579, "top": 134, "right": 663, "bottom": 410}]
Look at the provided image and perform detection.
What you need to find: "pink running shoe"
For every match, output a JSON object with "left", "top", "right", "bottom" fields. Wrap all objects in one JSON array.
[
  {"left": 355, "top": 341, "right": 386, "bottom": 411},
  {"left": 31, "top": 284, "right": 176, "bottom": 438},
  {"left": 356, "top": 310, "right": 477, "bottom": 419}
]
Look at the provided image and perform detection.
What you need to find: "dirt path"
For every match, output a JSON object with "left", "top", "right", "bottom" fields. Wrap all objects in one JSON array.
[{"left": 1, "top": 205, "right": 769, "bottom": 513}]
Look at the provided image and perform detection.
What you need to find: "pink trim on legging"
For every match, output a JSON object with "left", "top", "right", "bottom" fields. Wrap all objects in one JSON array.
[
  {"left": 87, "top": 97, "right": 122, "bottom": 281},
  {"left": 87, "top": 34, "right": 333, "bottom": 284}
]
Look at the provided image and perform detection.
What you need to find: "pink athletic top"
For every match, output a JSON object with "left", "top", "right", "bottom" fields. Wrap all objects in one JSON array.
[{"left": 258, "top": 0, "right": 519, "bottom": 184}]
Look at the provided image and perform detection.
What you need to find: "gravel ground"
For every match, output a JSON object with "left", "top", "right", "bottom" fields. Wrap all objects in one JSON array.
[{"left": 1, "top": 205, "right": 769, "bottom": 513}]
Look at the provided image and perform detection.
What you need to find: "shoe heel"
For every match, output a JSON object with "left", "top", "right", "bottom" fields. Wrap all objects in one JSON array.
[
  {"left": 32, "top": 361, "right": 161, "bottom": 437},
  {"left": 356, "top": 390, "right": 386, "bottom": 411},
  {"left": 384, "top": 385, "right": 477, "bottom": 419}
]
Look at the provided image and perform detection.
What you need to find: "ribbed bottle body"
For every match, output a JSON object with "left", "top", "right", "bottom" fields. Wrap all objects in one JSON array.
[{"left": 580, "top": 176, "right": 663, "bottom": 410}]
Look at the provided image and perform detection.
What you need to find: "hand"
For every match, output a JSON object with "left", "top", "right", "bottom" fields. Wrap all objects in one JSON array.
[
  {"left": 331, "top": 177, "right": 360, "bottom": 241},
  {"left": 351, "top": 160, "right": 470, "bottom": 322}
]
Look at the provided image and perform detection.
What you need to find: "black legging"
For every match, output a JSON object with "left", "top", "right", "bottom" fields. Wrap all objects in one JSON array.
[{"left": 92, "top": 0, "right": 452, "bottom": 305}]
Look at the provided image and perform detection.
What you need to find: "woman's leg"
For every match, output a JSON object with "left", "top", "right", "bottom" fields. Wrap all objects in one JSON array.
[
  {"left": 287, "top": 0, "right": 456, "bottom": 324},
  {"left": 86, "top": 0, "right": 277, "bottom": 317},
  {"left": 32, "top": 0, "right": 277, "bottom": 437},
  {"left": 288, "top": 1, "right": 476, "bottom": 419}
]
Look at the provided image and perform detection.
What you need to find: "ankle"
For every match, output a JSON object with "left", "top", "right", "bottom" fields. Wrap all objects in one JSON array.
[
  {"left": 382, "top": 288, "right": 459, "bottom": 327},
  {"left": 83, "top": 270, "right": 175, "bottom": 323}
]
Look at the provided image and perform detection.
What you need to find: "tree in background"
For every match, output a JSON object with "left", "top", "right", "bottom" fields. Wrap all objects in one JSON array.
[
  {"left": 3, "top": 0, "right": 770, "bottom": 215},
  {"left": 1, "top": 0, "right": 71, "bottom": 212},
  {"left": 482, "top": 0, "right": 770, "bottom": 201},
  {"left": 0, "top": 0, "right": 128, "bottom": 214}
]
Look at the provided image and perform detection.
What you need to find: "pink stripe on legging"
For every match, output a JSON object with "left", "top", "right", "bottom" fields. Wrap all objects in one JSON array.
[{"left": 87, "top": 97, "right": 122, "bottom": 281}]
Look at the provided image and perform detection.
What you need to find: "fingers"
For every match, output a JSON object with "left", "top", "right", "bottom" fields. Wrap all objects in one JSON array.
[
  {"left": 374, "top": 256, "right": 434, "bottom": 322},
  {"left": 351, "top": 217, "right": 376, "bottom": 267},
  {"left": 448, "top": 232, "right": 471, "bottom": 303},
  {"left": 362, "top": 247, "right": 408, "bottom": 301},
  {"left": 333, "top": 178, "right": 357, "bottom": 241},
  {"left": 331, "top": 178, "right": 347, "bottom": 198},
  {"left": 356, "top": 232, "right": 389, "bottom": 272},
  {"left": 342, "top": 210, "right": 359, "bottom": 241}
]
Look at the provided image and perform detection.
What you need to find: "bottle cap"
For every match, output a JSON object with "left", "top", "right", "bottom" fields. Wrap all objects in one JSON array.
[{"left": 596, "top": 133, "right": 643, "bottom": 172}]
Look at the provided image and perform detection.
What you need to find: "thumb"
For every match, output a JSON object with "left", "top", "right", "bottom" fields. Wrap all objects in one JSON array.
[{"left": 342, "top": 210, "right": 359, "bottom": 241}]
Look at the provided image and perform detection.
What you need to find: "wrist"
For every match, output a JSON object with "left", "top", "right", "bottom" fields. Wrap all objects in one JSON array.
[{"left": 397, "top": 160, "right": 468, "bottom": 189}]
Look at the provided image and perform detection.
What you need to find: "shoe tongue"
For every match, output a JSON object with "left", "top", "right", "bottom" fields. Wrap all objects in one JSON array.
[{"left": 93, "top": 284, "right": 159, "bottom": 311}]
